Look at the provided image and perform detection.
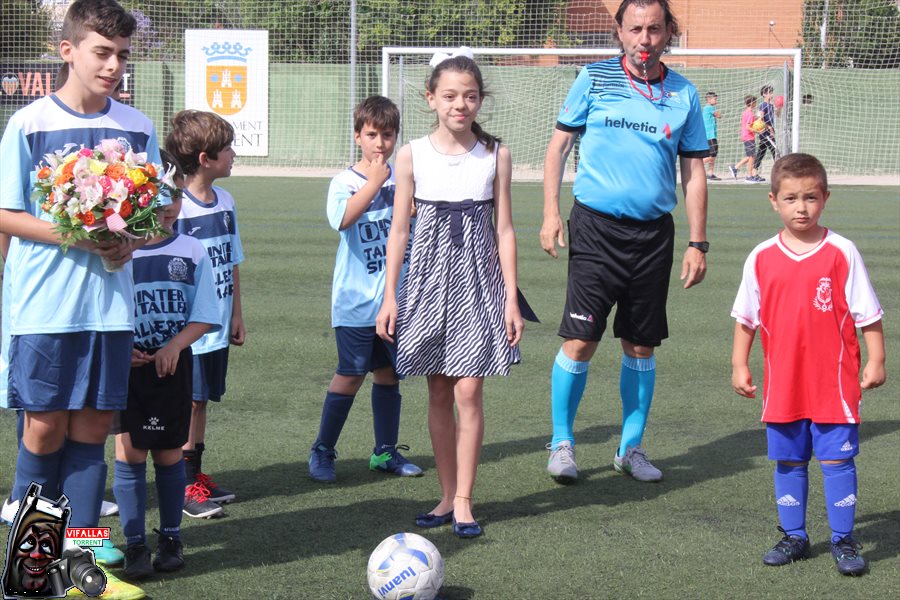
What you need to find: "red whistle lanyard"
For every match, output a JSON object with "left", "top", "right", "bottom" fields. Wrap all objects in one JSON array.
[{"left": 623, "top": 56, "right": 665, "bottom": 102}]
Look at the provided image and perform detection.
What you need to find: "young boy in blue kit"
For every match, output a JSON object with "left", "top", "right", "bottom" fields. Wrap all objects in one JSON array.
[
  {"left": 165, "top": 110, "right": 246, "bottom": 517},
  {"left": 114, "top": 151, "right": 221, "bottom": 580},
  {"left": 0, "top": 0, "right": 159, "bottom": 558},
  {"left": 307, "top": 95, "right": 422, "bottom": 483},
  {"left": 731, "top": 153, "right": 886, "bottom": 576}
]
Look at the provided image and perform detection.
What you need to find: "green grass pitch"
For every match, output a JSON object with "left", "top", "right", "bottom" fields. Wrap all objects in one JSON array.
[{"left": 1, "top": 180, "right": 897, "bottom": 599}]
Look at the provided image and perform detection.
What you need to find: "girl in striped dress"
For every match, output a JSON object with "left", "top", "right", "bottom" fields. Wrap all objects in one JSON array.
[{"left": 376, "top": 52, "right": 523, "bottom": 538}]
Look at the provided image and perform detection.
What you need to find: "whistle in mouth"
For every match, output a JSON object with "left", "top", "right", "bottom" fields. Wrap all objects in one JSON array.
[{"left": 640, "top": 51, "right": 650, "bottom": 63}]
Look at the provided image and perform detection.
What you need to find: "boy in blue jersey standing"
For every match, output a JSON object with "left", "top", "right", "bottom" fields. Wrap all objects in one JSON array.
[
  {"left": 702, "top": 91, "right": 721, "bottom": 180},
  {"left": 165, "top": 110, "right": 246, "bottom": 518},
  {"left": 308, "top": 95, "right": 423, "bottom": 483},
  {"left": 0, "top": 0, "right": 160, "bottom": 566},
  {"left": 114, "top": 151, "right": 221, "bottom": 580}
]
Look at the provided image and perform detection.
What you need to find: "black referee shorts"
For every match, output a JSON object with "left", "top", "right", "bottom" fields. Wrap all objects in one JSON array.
[{"left": 558, "top": 200, "right": 674, "bottom": 346}]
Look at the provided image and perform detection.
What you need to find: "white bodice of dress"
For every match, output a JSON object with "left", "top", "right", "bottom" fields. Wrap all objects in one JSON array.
[{"left": 410, "top": 135, "right": 496, "bottom": 202}]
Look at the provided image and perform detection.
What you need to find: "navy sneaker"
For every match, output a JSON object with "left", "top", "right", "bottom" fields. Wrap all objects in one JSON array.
[
  {"left": 369, "top": 444, "right": 423, "bottom": 477},
  {"left": 152, "top": 529, "right": 185, "bottom": 573},
  {"left": 123, "top": 542, "right": 153, "bottom": 581},
  {"left": 831, "top": 535, "right": 866, "bottom": 576},
  {"left": 308, "top": 443, "right": 338, "bottom": 483},
  {"left": 762, "top": 527, "right": 811, "bottom": 566}
]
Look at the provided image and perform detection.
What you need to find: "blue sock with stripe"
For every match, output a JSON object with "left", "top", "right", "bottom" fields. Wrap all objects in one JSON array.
[
  {"left": 13, "top": 443, "right": 63, "bottom": 503},
  {"left": 155, "top": 461, "right": 185, "bottom": 540},
  {"left": 60, "top": 440, "right": 107, "bottom": 528},
  {"left": 618, "top": 355, "right": 656, "bottom": 456},
  {"left": 774, "top": 462, "right": 809, "bottom": 539},
  {"left": 315, "top": 392, "right": 355, "bottom": 449},
  {"left": 113, "top": 460, "right": 147, "bottom": 546},
  {"left": 550, "top": 348, "right": 589, "bottom": 448},
  {"left": 822, "top": 460, "right": 857, "bottom": 542},
  {"left": 371, "top": 383, "right": 401, "bottom": 450}
]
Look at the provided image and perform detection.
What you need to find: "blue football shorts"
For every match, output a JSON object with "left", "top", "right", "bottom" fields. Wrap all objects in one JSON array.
[
  {"left": 766, "top": 420, "right": 860, "bottom": 462},
  {"left": 8, "top": 331, "right": 132, "bottom": 411},
  {"left": 334, "top": 326, "right": 398, "bottom": 377},
  {"left": 193, "top": 346, "right": 229, "bottom": 402}
]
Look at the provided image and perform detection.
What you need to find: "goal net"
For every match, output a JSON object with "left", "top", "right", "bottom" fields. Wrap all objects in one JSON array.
[
  {"left": 382, "top": 47, "right": 803, "bottom": 180},
  {"left": 1, "top": 1, "right": 898, "bottom": 179}
]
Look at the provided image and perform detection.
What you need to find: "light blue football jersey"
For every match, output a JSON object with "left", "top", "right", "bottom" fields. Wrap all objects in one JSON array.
[
  {"left": 557, "top": 57, "right": 709, "bottom": 220},
  {"left": 131, "top": 233, "right": 221, "bottom": 351},
  {"left": 0, "top": 95, "right": 161, "bottom": 335},
  {"left": 174, "top": 186, "right": 245, "bottom": 354},
  {"left": 326, "top": 167, "right": 412, "bottom": 327},
  {"left": 0, "top": 271, "right": 9, "bottom": 409},
  {"left": 703, "top": 103, "right": 718, "bottom": 139}
]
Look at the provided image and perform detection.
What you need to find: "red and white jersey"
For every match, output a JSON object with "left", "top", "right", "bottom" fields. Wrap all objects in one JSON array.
[{"left": 732, "top": 230, "right": 883, "bottom": 424}]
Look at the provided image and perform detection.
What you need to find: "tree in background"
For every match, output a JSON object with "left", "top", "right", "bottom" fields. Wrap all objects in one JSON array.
[
  {"left": 801, "top": 0, "right": 900, "bottom": 68},
  {"left": 1, "top": 0, "right": 53, "bottom": 60},
  {"left": 123, "top": 0, "right": 569, "bottom": 63}
]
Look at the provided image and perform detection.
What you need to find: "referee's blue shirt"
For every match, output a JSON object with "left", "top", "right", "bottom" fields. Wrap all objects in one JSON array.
[{"left": 557, "top": 57, "right": 709, "bottom": 221}]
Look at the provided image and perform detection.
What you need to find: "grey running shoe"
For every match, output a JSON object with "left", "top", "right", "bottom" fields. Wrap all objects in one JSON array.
[
  {"left": 546, "top": 441, "right": 578, "bottom": 484},
  {"left": 613, "top": 446, "right": 662, "bottom": 482},
  {"left": 763, "top": 527, "right": 811, "bottom": 566},
  {"left": 183, "top": 482, "right": 225, "bottom": 519},
  {"left": 729, "top": 165, "right": 738, "bottom": 179},
  {"left": 831, "top": 535, "right": 866, "bottom": 575}
]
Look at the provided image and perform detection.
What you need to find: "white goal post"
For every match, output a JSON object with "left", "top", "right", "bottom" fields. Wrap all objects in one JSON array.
[{"left": 382, "top": 47, "right": 801, "bottom": 180}]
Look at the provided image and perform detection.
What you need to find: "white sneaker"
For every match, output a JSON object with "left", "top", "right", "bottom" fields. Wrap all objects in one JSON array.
[
  {"left": 546, "top": 441, "right": 579, "bottom": 484},
  {"left": 3, "top": 496, "right": 118, "bottom": 524},
  {"left": 101, "top": 500, "right": 119, "bottom": 517},
  {"left": 1, "top": 497, "right": 17, "bottom": 525},
  {"left": 613, "top": 446, "right": 663, "bottom": 482}
]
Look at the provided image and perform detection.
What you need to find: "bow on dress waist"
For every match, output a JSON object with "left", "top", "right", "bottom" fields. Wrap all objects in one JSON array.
[{"left": 434, "top": 198, "right": 478, "bottom": 247}]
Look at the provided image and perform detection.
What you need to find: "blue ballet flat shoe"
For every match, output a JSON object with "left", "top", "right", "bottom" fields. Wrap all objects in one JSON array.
[
  {"left": 415, "top": 510, "right": 454, "bottom": 528},
  {"left": 452, "top": 518, "right": 482, "bottom": 539}
]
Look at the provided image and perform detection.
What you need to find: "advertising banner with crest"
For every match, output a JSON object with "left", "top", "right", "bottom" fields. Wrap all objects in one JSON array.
[
  {"left": 184, "top": 30, "right": 269, "bottom": 156},
  {"left": 1, "top": 64, "right": 135, "bottom": 106}
]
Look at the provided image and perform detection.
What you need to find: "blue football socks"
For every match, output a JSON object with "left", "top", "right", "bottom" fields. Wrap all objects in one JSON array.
[
  {"left": 618, "top": 354, "right": 656, "bottom": 457},
  {"left": 60, "top": 440, "right": 107, "bottom": 528},
  {"left": 550, "top": 348, "right": 590, "bottom": 449},
  {"left": 774, "top": 462, "right": 809, "bottom": 539},
  {"left": 822, "top": 459, "right": 857, "bottom": 542},
  {"left": 13, "top": 443, "right": 63, "bottom": 503},
  {"left": 315, "top": 391, "right": 355, "bottom": 449},
  {"left": 371, "top": 383, "right": 401, "bottom": 449},
  {"left": 155, "top": 461, "right": 186, "bottom": 540},
  {"left": 113, "top": 460, "right": 147, "bottom": 546}
]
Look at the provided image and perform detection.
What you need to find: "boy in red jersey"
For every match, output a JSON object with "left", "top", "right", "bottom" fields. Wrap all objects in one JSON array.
[{"left": 731, "top": 153, "right": 886, "bottom": 576}]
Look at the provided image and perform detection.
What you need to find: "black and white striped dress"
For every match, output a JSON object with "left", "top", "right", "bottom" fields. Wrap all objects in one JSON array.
[{"left": 395, "top": 136, "right": 521, "bottom": 377}]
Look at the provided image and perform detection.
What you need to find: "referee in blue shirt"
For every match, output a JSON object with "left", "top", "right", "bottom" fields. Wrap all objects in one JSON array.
[{"left": 541, "top": 0, "right": 709, "bottom": 485}]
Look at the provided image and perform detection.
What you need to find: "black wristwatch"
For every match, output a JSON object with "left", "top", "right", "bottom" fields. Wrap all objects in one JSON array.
[{"left": 688, "top": 241, "right": 710, "bottom": 253}]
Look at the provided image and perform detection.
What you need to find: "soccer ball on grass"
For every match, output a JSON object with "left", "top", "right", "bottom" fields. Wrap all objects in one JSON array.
[{"left": 367, "top": 532, "right": 444, "bottom": 600}]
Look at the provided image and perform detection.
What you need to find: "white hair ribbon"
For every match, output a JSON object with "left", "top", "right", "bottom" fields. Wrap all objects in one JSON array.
[{"left": 429, "top": 46, "right": 474, "bottom": 68}]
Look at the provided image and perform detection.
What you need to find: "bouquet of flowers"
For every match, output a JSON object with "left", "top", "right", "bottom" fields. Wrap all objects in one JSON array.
[{"left": 32, "top": 139, "right": 175, "bottom": 268}]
